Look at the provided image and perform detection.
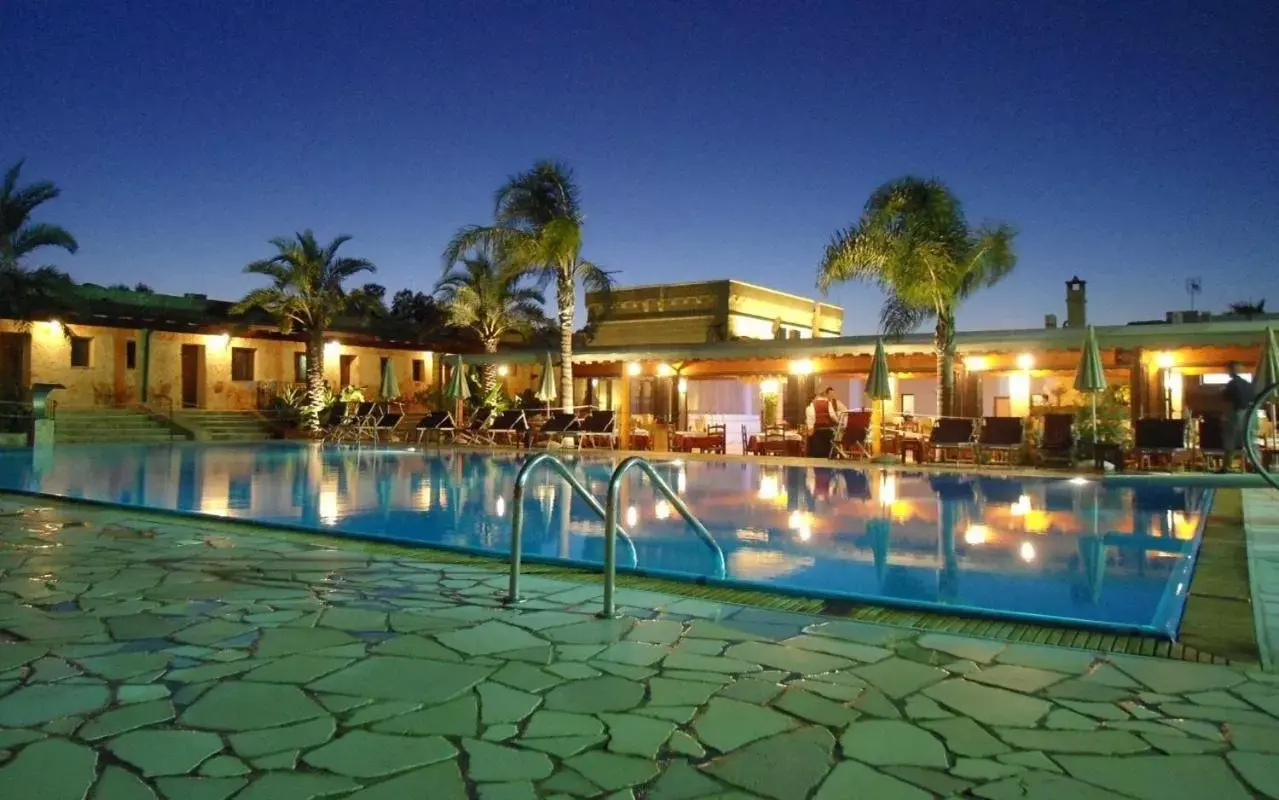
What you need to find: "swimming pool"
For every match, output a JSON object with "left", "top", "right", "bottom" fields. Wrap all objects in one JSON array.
[{"left": 0, "top": 442, "right": 1211, "bottom": 637}]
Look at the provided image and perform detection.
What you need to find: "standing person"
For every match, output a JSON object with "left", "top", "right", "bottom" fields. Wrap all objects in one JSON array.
[
  {"left": 1221, "top": 362, "right": 1254, "bottom": 473},
  {"left": 805, "top": 387, "right": 845, "bottom": 458}
]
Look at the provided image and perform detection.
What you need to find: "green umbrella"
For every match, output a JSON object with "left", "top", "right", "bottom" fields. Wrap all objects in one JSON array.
[
  {"left": 444, "top": 356, "right": 470, "bottom": 402},
  {"left": 1255, "top": 326, "right": 1279, "bottom": 391},
  {"left": 379, "top": 357, "right": 400, "bottom": 401},
  {"left": 866, "top": 339, "right": 892, "bottom": 456},
  {"left": 1073, "top": 326, "right": 1106, "bottom": 446},
  {"left": 535, "top": 352, "right": 557, "bottom": 403}
]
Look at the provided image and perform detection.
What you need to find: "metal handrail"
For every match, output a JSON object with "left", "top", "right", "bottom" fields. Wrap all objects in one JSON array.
[
  {"left": 600, "top": 456, "right": 726, "bottom": 618},
  {"left": 1244, "top": 381, "right": 1278, "bottom": 491},
  {"left": 505, "top": 451, "right": 638, "bottom": 604}
]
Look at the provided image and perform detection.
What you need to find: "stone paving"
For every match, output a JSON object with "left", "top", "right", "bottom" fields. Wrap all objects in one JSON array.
[{"left": 2, "top": 497, "right": 1279, "bottom": 799}]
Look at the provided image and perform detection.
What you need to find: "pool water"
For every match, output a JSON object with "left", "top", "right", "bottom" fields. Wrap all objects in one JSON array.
[{"left": 0, "top": 442, "right": 1211, "bottom": 637}]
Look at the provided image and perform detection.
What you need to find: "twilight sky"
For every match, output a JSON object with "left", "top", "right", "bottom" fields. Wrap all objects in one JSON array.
[{"left": 4, "top": 1, "right": 1277, "bottom": 334}]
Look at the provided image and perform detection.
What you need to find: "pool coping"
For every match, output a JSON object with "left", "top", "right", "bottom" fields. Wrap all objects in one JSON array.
[{"left": 1242, "top": 488, "right": 1279, "bottom": 671}]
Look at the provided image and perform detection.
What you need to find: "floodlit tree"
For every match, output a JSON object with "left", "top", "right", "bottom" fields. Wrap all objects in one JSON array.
[
  {"left": 818, "top": 177, "right": 1017, "bottom": 415},
  {"left": 0, "top": 159, "right": 78, "bottom": 321}
]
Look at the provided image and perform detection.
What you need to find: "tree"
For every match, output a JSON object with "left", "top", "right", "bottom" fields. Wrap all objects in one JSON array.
[
  {"left": 233, "top": 231, "right": 376, "bottom": 431},
  {"left": 134, "top": 282, "right": 154, "bottom": 294},
  {"left": 1228, "top": 299, "right": 1266, "bottom": 319},
  {"left": 1, "top": 160, "right": 78, "bottom": 322},
  {"left": 443, "top": 160, "right": 613, "bottom": 412},
  {"left": 390, "top": 289, "right": 442, "bottom": 327},
  {"left": 436, "top": 247, "right": 546, "bottom": 394},
  {"left": 817, "top": 177, "right": 1016, "bottom": 415},
  {"left": 347, "top": 282, "right": 388, "bottom": 316}
]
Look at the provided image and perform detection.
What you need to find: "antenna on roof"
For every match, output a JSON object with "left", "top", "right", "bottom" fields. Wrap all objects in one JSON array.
[{"left": 1185, "top": 277, "right": 1202, "bottom": 311}]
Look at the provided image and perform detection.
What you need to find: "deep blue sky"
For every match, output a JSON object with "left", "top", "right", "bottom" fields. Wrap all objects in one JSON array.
[{"left": 5, "top": 1, "right": 1277, "bottom": 333}]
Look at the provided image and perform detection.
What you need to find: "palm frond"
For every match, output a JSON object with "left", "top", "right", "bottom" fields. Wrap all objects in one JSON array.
[{"left": 879, "top": 295, "right": 930, "bottom": 339}]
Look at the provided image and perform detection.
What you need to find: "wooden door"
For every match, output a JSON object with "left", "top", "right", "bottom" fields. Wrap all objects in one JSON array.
[
  {"left": 339, "top": 354, "right": 356, "bottom": 388},
  {"left": 0, "top": 333, "right": 31, "bottom": 402},
  {"left": 181, "top": 345, "right": 200, "bottom": 408}
]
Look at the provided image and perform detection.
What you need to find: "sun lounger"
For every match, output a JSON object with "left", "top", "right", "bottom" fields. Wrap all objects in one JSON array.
[
  {"left": 1194, "top": 415, "right": 1226, "bottom": 471},
  {"left": 484, "top": 409, "right": 529, "bottom": 447},
  {"left": 538, "top": 411, "right": 582, "bottom": 448},
  {"left": 319, "top": 404, "right": 347, "bottom": 441},
  {"left": 1127, "top": 418, "right": 1189, "bottom": 470},
  {"left": 831, "top": 410, "right": 871, "bottom": 460},
  {"left": 929, "top": 417, "right": 977, "bottom": 463},
  {"left": 454, "top": 406, "right": 495, "bottom": 446},
  {"left": 578, "top": 410, "right": 617, "bottom": 449},
  {"left": 372, "top": 404, "right": 404, "bottom": 443},
  {"left": 414, "top": 410, "right": 455, "bottom": 444},
  {"left": 349, "top": 402, "right": 382, "bottom": 443},
  {"left": 977, "top": 416, "right": 1024, "bottom": 465},
  {"left": 1036, "top": 413, "right": 1076, "bottom": 466}
]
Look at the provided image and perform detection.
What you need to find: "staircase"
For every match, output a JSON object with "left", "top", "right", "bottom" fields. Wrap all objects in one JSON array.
[
  {"left": 55, "top": 408, "right": 183, "bottom": 444},
  {"left": 173, "top": 410, "right": 280, "bottom": 442}
]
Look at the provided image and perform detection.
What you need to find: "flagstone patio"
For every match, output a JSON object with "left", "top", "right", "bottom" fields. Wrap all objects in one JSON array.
[{"left": 2, "top": 495, "right": 1278, "bottom": 799}]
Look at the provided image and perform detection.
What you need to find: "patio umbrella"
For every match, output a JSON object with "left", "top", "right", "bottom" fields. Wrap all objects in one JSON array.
[
  {"left": 379, "top": 358, "right": 400, "bottom": 401},
  {"left": 535, "top": 352, "right": 557, "bottom": 404},
  {"left": 866, "top": 339, "right": 892, "bottom": 455},
  {"left": 444, "top": 355, "right": 470, "bottom": 425},
  {"left": 1074, "top": 325, "right": 1106, "bottom": 448}
]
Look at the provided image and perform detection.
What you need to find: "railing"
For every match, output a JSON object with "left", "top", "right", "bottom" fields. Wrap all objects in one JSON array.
[
  {"left": 505, "top": 452, "right": 638, "bottom": 605},
  {"left": 1244, "top": 381, "right": 1278, "bottom": 491},
  {"left": 600, "top": 456, "right": 725, "bottom": 618}
]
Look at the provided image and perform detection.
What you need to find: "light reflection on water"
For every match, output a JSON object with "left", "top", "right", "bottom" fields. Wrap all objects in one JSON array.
[{"left": 0, "top": 442, "right": 1210, "bottom": 635}]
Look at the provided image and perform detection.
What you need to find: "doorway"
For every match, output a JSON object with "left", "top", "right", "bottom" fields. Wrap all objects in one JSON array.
[
  {"left": 339, "top": 354, "right": 356, "bottom": 388},
  {"left": 181, "top": 344, "right": 204, "bottom": 408},
  {"left": 0, "top": 333, "right": 31, "bottom": 403},
  {"left": 993, "top": 396, "right": 1011, "bottom": 417}
]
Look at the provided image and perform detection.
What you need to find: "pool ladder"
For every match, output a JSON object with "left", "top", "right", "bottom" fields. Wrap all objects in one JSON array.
[
  {"left": 505, "top": 452, "right": 726, "bottom": 617},
  {"left": 1245, "top": 380, "right": 1279, "bottom": 492}
]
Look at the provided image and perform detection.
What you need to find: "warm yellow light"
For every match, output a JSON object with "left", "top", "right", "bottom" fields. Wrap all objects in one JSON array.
[
  {"left": 655, "top": 500, "right": 672, "bottom": 520},
  {"left": 324, "top": 341, "right": 341, "bottom": 358},
  {"left": 789, "top": 359, "right": 814, "bottom": 376},
  {"left": 760, "top": 379, "right": 780, "bottom": 396},
  {"left": 964, "top": 356, "right": 988, "bottom": 371},
  {"left": 625, "top": 506, "right": 639, "bottom": 528},
  {"left": 878, "top": 473, "right": 897, "bottom": 507},
  {"left": 678, "top": 378, "right": 688, "bottom": 393},
  {"left": 1011, "top": 494, "right": 1032, "bottom": 516},
  {"left": 627, "top": 362, "right": 642, "bottom": 376},
  {"left": 45, "top": 319, "right": 62, "bottom": 335},
  {"left": 758, "top": 474, "right": 780, "bottom": 501},
  {"left": 1155, "top": 352, "right": 1175, "bottom": 369},
  {"left": 1017, "top": 353, "right": 1034, "bottom": 371},
  {"left": 212, "top": 332, "right": 230, "bottom": 349},
  {"left": 788, "top": 511, "right": 813, "bottom": 541},
  {"left": 657, "top": 364, "right": 674, "bottom": 377},
  {"left": 1019, "top": 541, "right": 1037, "bottom": 562},
  {"left": 964, "top": 524, "right": 990, "bottom": 545},
  {"left": 319, "top": 489, "right": 339, "bottom": 526},
  {"left": 677, "top": 470, "right": 687, "bottom": 494},
  {"left": 497, "top": 365, "right": 509, "bottom": 377}
]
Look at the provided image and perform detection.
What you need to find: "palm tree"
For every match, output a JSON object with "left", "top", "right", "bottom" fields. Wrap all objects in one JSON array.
[
  {"left": 818, "top": 177, "right": 1016, "bottom": 415},
  {"left": 1228, "top": 299, "right": 1266, "bottom": 319},
  {"left": 1, "top": 160, "right": 79, "bottom": 321},
  {"left": 436, "top": 248, "right": 546, "bottom": 395},
  {"left": 233, "top": 231, "right": 376, "bottom": 431},
  {"left": 443, "top": 160, "right": 612, "bottom": 412}
]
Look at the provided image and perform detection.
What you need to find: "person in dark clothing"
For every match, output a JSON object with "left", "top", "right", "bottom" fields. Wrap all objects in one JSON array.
[
  {"left": 1221, "top": 361, "right": 1254, "bottom": 472},
  {"left": 805, "top": 387, "right": 845, "bottom": 458}
]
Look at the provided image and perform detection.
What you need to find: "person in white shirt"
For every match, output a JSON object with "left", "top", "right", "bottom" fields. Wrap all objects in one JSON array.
[{"left": 805, "top": 387, "right": 845, "bottom": 458}]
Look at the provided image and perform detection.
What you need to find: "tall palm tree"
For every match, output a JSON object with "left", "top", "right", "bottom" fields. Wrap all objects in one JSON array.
[
  {"left": 233, "top": 231, "right": 376, "bottom": 431},
  {"left": 1, "top": 160, "right": 79, "bottom": 321},
  {"left": 443, "top": 160, "right": 612, "bottom": 412},
  {"left": 818, "top": 177, "right": 1016, "bottom": 415},
  {"left": 436, "top": 248, "right": 546, "bottom": 395}
]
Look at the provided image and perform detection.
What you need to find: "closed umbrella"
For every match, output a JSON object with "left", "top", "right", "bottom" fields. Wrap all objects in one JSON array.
[
  {"left": 379, "top": 358, "right": 400, "bottom": 401},
  {"left": 444, "top": 355, "right": 470, "bottom": 425},
  {"left": 866, "top": 339, "right": 892, "bottom": 456},
  {"left": 535, "top": 352, "right": 557, "bottom": 405},
  {"left": 1074, "top": 326, "right": 1106, "bottom": 449}
]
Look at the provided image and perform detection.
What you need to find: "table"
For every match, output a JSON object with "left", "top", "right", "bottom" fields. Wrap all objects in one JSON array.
[
  {"left": 746, "top": 434, "right": 804, "bottom": 457},
  {"left": 673, "top": 431, "right": 725, "bottom": 454}
]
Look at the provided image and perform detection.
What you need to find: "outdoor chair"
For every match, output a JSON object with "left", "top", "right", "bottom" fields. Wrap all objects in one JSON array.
[
  {"left": 831, "top": 410, "right": 871, "bottom": 460},
  {"left": 977, "top": 416, "right": 1024, "bottom": 465},
  {"left": 1127, "top": 418, "right": 1189, "bottom": 471},
  {"left": 705, "top": 423, "right": 727, "bottom": 454},
  {"left": 454, "top": 405, "right": 495, "bottom": 446},
  {"left": 578, "top": 410, "right": 617, "bottom": 449},
  {"left": 349, "top": 402, "right": 382, "bottom": 443},
  {"left": 538, "top": 411, "right": 582, "bottom": 448},
  {"left": 929, "top": 417, "right": 977, "bottom": 463},
  {"left": 319, "top": 404, "right": 347, "bottom": 442},
  {"left": 1036, "top": 413, "right": 1076, "bottom": 466},
  {"left": 414, "top": 410, "right": 455, "bottom": 444},
  {"left": 1194, "top": 414, "right": 1226, "bottom": 471},
  {"left": 484, "top": 409, "right": 529, "bottom": 447}
]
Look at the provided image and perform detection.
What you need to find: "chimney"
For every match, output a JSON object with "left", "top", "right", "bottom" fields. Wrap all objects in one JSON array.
[
  {"left": 1045, "top": 313, "right": 1058, "bottom": 329},
  {"left": 1065, "top": 277, "right": 1087, "bottom": 328}
]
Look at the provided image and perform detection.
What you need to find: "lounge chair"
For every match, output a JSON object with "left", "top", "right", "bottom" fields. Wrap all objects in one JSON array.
[
  {"left": 1036, "top": 413, "right": 1076, "bottom": 466},
  {"left": 831, "top": 410, "right": 871, "bottom": 460},
  {"left": 1195, "top": 414, "right": 1226, "bottom": 471},
  {"left": 578, "top": 410, "right": 617, "bottom": 449},
  {"left": 484, "top": 409, "right": 529, "bottom": 447},
  {"left": 372, "top": 404, "right": 404, "bottom": 443},
  {"left": 453, "top": 406, "right": 495, "bottom": 446},
  {"left": 977, "top": 416, "right": 1024, "bottom": 465},
  {"left": 414, "top": 410, "right": 455, "bottom": 444},
  {"left": 538, "top": 411, "right": 582, "bottom": 448},
  {"left": 1127, "top": 418, "right": 1189, "bottom": 471},
  {"left": 929, "top": 417, "right": 977, "bottom": 463},
  {"left": 349, "top": 402, "right": 382, "bottom": 443},
  {"left": 319, "top": 404, "right": 347, "bottom": 442}
]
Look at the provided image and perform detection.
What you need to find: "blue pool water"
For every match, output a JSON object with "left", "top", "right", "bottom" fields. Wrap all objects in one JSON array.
[{"left": 0, "top": 442, "right": 1211, "bottom": 636}]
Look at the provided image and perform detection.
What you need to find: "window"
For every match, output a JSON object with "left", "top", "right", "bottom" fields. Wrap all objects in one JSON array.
[
  {"left": 70, "top": 337, "right": 91, "bottom": 368},
  {"left": 293, "top": 352, "right": 307, "bottom": 383},
  {"left": 125, "top": 341, "right": 137, "bottom": 370},
  {"left": 231, "top": 348, "right": 256, "bottom": 382},
  {"left": 412, "top": 359, "right": 425, "bottom": 382},
  {"left": 900, "top": 394, "right": 915, "bottom": 415}
]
